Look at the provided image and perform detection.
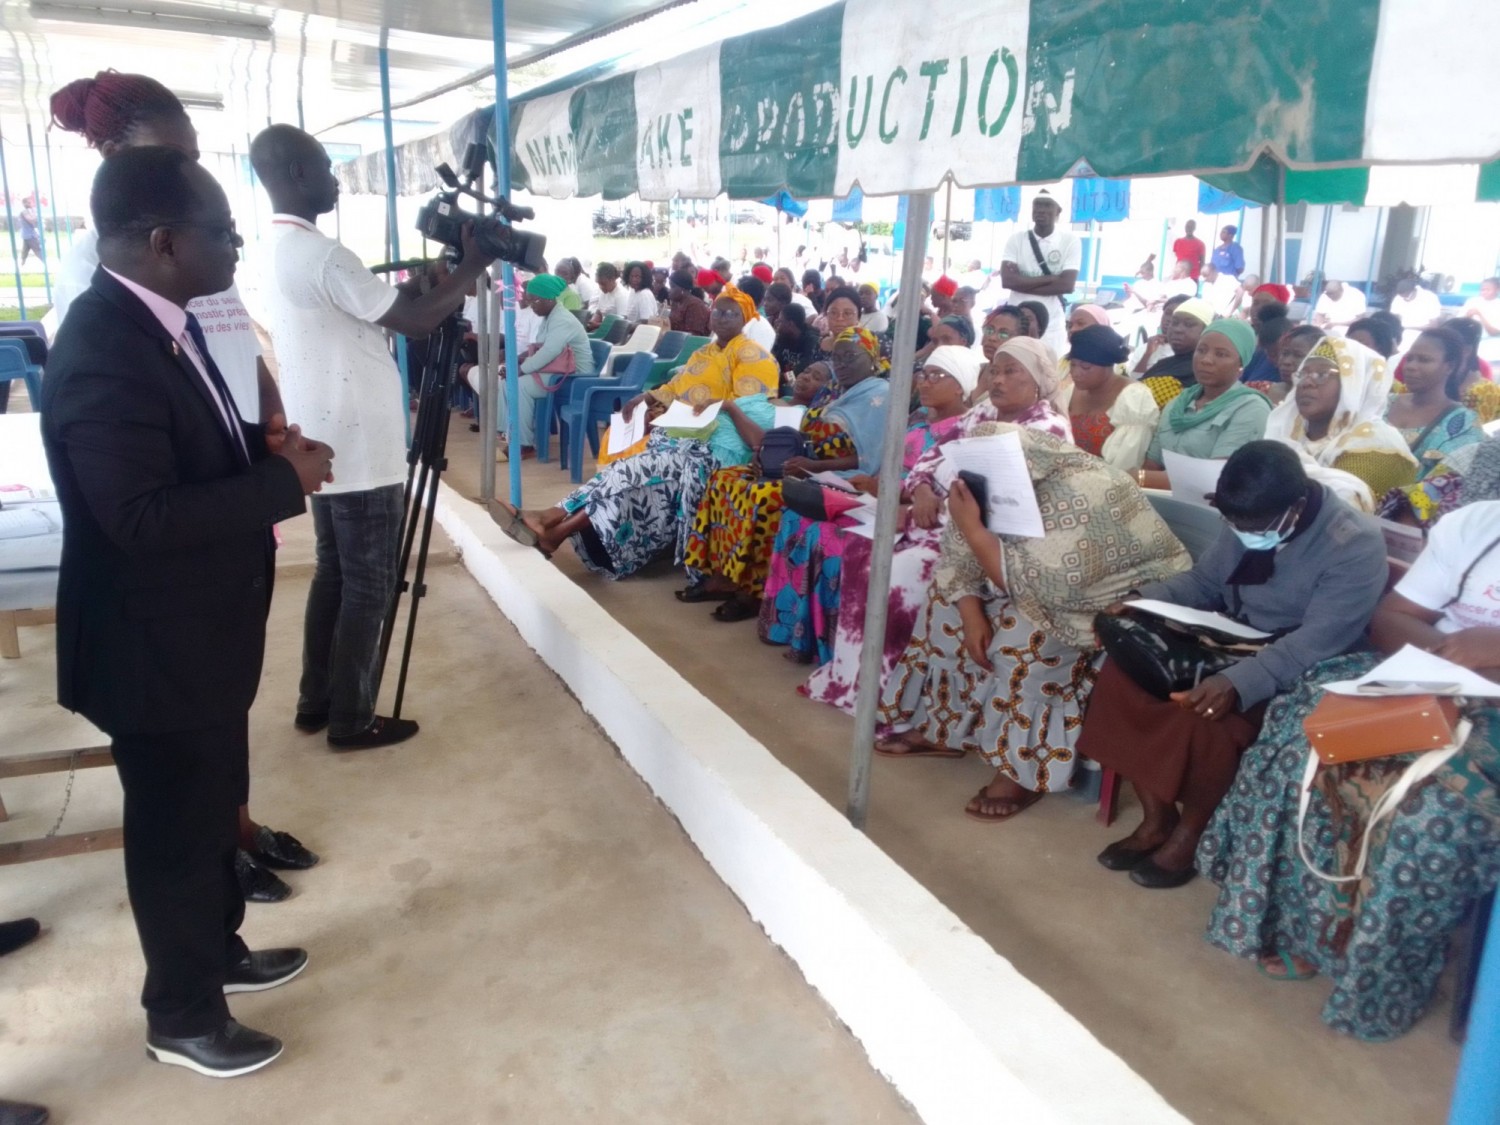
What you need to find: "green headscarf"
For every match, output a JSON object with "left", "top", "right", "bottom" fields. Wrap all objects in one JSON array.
[
  {"left": 1201, "top": 317, "right": 1256, "bottom": 366},
  {"left": 525, "top": 274, "right": 568, "bottom": 300}
]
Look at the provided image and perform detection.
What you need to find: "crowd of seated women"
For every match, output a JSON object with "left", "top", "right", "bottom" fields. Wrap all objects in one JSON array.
[{"left": 491, "top": 252, "right": 1500, "bottom": 1044}]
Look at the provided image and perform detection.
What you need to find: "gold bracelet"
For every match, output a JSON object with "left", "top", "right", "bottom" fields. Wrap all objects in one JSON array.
[{"left": 1137, "top": 468, "right": 1146, "bottom": 486}]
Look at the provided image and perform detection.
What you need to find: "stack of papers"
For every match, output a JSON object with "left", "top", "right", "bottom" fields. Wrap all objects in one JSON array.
[
  {"left": 606, "top": 408, "right": 647, "bottom": 455},
  {"left": 1125, "top": 599, "right": 1272, "bottom": 641},
  {"left": 651, "top": 399, "right": 721, "bottom": 429},
  {"left": 1323, "top": 644, "right": 1500, "bottom": 698},
  {"left": 1161, "top": 450, "right": 1224, "bottom": 508}
]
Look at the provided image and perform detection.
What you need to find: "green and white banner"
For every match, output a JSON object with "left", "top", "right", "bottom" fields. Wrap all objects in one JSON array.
[{"left": 499, "top": 0, "right": 1500, "bottom": 201}]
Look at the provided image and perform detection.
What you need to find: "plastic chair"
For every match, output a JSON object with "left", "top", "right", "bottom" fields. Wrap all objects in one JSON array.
[
  {"left": 588, "top": 314, "right": 619, "bottom": 340},
  {"left": 531, "top": 340, "right": 613, "bottom": 462},
  {"left": 603, "top": 319, "right": 631, "bottom": 345},
  {"left": 601, "top": 324, "right": 661, "bottom": 378},
  {"left": 0, "top": 339, "right": 43, "bottom": 413},
  {"left": 653, "top": 330, "right": 687, "bottom": 361},
  {"left": 557, "top": 352, "right": 654, "bottom": 483},
  {"left": 644, "top": 335, "right": 709, "bottom": 390}
]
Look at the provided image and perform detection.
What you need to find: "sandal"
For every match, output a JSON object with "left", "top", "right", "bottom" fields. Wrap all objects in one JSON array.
[
  {"left": 493, "top": 501, "right": 551, "bottom": 559},
  {"left": 1258, "top": 952, "right": 1317, "bottom": 982},
  {"left": 962, "top": 785, "right": 1042, "bottom": 823},
  {"left": 711, "top": 595, "right": 761, "bottom": 622},
  {"left": 874, "top": 735, "right": 964, "bottom": 759},
  {"left": 675, "top": 581, "right": 733, "bottom": 604}
]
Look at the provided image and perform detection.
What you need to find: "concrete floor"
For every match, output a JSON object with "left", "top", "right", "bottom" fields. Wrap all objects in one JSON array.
[
  {"left": 457, "top": 422, "right": 1466, "bottom": 1125},
  {"left": 0, "top": 522, "right": 915, "bottom": 1123}
]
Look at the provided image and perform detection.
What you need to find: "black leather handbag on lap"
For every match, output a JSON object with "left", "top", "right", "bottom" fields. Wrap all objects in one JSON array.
[
  {"left": 758, "top": 427, "right": 810, "bottom": 480},
  {"left": 1094, "top": 610, "right": 1268, "bottom": 700}
]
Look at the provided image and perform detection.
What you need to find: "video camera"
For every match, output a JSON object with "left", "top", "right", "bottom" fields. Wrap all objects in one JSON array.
[{"left": 413, "top": 143, "right": 547, "bottom": 272}]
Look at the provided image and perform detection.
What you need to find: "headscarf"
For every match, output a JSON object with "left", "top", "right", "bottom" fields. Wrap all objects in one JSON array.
[
  {"left": 938, "top": 313, "right": 976, "bottom": 347},
  {"left": 924, "top": 346, "right": 983, "bottom": 397},
  {"left": 524, "top": 274, "right": 567, "bottom": 300},
  {"left": 1264, "top": 335, "right": 1417, "bottom": 469},
  {"left": 1253, "top": 283, "right": 1293, "bottom": 305},
  {"left": 1174, "top": 297, "right": 1216, "bottom": 328},
  {"left": 1066, "top": 324, "right": 1129, "bottom": 368},
  {"left": 835, "top": 325, "right": 889, "bottom": 374},
  {"left": 696, "top": 268, "right": 723, "bottom": 290},
  {"left": 717, "top": 282, "right": 759, "bottom": 323},
  {"left": 933, "top": 424, "right": 1190, "bottom": 648},
  {"left": 1201, "top": 317, "right": 1256, "bottom": 366},
  {"left": 932, "top": 275, "right": 958, "bottom": 299},
  {"left": 995, "top": 336, "right": 1060, "bottom": 399},
  {"left": 751, "top": 262, "right": 774, "bottom": 284},
  {"left": 1070, "top": 303, "right": 1111, "bottom": 328}
]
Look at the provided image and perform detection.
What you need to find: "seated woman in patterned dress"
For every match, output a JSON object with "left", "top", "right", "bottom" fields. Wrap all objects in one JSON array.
[
  {"left": 497, "top": 289, "right": 778, "bottom": 573},
  {"left": 1385, "top": 326, "right": 1482, "bottom": 479},
  {"left": 761, "top": 337, "right": 1070, "bottom": 678},
  {"left": 1261, "top": 335, "right": 1418, "bottom": 510},
  {"left": 875, "top": 426, "right": 1189, "bottom": 821},
  {"left": 1078, "top": 443, "right": 1389, "bottom": 889},
  {"left": 1199, "top": 500, "right": 1500, "bottom": 1041},
  {"left": 677, "top": 327, "right": 891, "bottom": 623},
  {"left": 1057, "top": 324, "right": 1160, "bottom": 472}
]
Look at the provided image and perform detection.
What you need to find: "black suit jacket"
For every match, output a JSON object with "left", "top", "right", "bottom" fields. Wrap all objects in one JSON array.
[{"left": 41, "top": 268, "right": 307, "bottom": 737}]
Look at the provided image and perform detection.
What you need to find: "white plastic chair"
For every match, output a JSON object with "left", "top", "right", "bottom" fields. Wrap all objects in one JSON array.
[{"left": 602, "top": 324, "right": 661, "bottom": 377}]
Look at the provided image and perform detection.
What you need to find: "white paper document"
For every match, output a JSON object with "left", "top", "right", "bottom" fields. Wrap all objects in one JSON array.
[
  {"left": 1485, "top": 418, "right": 1500, "bottom": 437},
  {"left": 843, "top": 506, "right": 879, "bottom": 539},
  {"left": 651, "top": 399, "right": 721, "bottom": 429},
  {"left": 1379, "top": 518, "right": 1426, "bottom": 565},
  {"left": 1323, "top": 644, "right": 1500, "bottom": 699},
  {"left": 773, "top": 405, "right": 807, "bottom": 431},
  {"left": 606, "top": 408, "right": 647, "bottom": 454},
  {"left": 939, "top": 432, "right": 1045, "bottom": 538},
  {"left": 807, "top": 471, "right": 860, "bottom": 493},
  {"left": 1162, "top": 450, "right": 1225, "bottom": 508},
  {"left": 1125, "top": 598, "right": 1273, "bottom": 641}
]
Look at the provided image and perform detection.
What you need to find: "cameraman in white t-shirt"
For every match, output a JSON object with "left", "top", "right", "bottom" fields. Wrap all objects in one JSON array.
[{"left": 251, "top": 124, "right": 496, "bottom": 751}]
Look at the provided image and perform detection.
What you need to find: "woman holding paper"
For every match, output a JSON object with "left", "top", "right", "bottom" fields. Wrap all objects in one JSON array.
[
  {"left": 678, "top": 328, "right": 890, "bottom": 622},
  {"left": 1262, "top": 335, "right": 1418, "bottom": 510},
  {"left": 1136, "top": 318, "right": 1271, "bottom": 492},
  {"left": 1199, "top": 500, "right": 1500, "bottom": 1040},
  {"left": 1078, "top": 442, "right": 1388, "bottom": 888},
  {"left": 875, "top": 425, "right": 1190, "bottom": 820}
]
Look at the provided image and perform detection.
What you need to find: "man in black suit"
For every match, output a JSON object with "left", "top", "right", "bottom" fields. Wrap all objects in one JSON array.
[{"left": 41, "top": 147, "right": 334, "bottom": 1077}]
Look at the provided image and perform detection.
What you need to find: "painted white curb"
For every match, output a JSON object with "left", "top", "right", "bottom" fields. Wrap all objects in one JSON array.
[{"left": 436, "top": 484, "right": 1188, "bottom": 1125}]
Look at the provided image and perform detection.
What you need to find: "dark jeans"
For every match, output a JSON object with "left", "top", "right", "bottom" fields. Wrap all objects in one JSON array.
[
  {"left": 113, "top": 721, "right": 250, "bottom": 1038},
  {"left": 299, "top": 483, "right": 403, "bottom": 736}
]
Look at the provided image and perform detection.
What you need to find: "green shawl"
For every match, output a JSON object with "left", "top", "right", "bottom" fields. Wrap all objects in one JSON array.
[{"left": 1163, "top": 382, "right": 1267, "bottom": 434}]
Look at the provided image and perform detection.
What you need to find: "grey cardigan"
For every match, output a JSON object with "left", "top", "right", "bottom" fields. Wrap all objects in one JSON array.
[{"left": 1135, "top": 487, "right": 1388, "bottom": 708}]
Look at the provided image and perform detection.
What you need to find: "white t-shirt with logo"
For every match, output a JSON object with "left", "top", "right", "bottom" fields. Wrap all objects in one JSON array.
[
  {"left": 262, "top": 214, "right": 404, "bottom": 496},
  {"left": 1002, "top": 226, "right": 1081, "bottom": 353},
  {"left": 49, "top": 227, "right": 263, "bottom": 420},
  {"left": 1396, "top": 501, "right": 1500, "bottom": 632}
]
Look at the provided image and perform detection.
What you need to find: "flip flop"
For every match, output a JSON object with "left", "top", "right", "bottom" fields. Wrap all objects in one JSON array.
[
  {"left": 675, "top": 582, "right": 733, "bottom": 603},
  {"left": 493, "top": 501, "right": 551, "bottom": 559},
  {"left": 963, "top": 785, "right": 1042, "bottom": 823},
  {"left": 1258, "top": 952, "right": 1318, "bottom": 982},
  {"left": 711, "top": 596, "right": 761, "bottom": 622},
  {"left": 874, "top": 737, "right": 964, "bottom": 759}
]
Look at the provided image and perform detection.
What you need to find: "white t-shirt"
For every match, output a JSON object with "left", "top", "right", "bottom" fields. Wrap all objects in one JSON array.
[
  {"left": 262, "top": 214, "right": 404, "bottom": 496},
  {"left": 1396, "top": 501, "right": 1500, "bottom": 632},
  {"left": 1313, "top": 287, "right": 1368, "bottom": 334},
  {"left": 860, "top": 308, "right": 890, "bottom": 334},
  {"left": 574, "top": 273, "right": 600, "bottom": 309},
  {"left": 49, "top": 228, "right": 263, "bottom": 420},
  {"left": 592, "top": 284, "right": 629, "bottom": 320},
  {"left": 1001, "top": 226, "right": 1081, "bottom": 353},
  {"left": 1394, "top": 287, "right": 1444, "bottom": 344},
  {"left": 743, "top": 315, "right": 775, "bottom": 352},
  {"left": 625, "top": 287, "right": 659, "bottom": 322},
  {"left": 1204, "top": 272, "right": 1242, "bottom": 319}
]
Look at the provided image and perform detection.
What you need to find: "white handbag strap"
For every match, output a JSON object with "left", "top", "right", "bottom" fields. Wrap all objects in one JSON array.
[{"left": 1296, "top": 720, "right": 1469, "bottom": 884}]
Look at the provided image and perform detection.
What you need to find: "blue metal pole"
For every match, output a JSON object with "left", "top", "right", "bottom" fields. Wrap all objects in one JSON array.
[
  {"left": 378, "top": 37, "right": 412, "bottom": 433},
  {"left": 25, "top": 125, "right": 52, "bottom": 304},
  {"left": 0, "top": 131, "right": 27, "bottom": 320},
  {"left": 1450, "top": 892, "right": 1500, "bottom": 1124},
  {"left": 492, "top": 0, "right": 522, "bottom": 508}
]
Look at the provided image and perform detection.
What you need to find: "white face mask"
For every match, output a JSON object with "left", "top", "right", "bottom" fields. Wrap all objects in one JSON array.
[{"left": 1230, "top": 505, "right": 1297, "bottom": 552}]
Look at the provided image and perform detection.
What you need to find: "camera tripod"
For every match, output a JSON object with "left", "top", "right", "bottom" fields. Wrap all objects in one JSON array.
[{"left": 377, "top": 306, "right": 464, "bottom": 718}]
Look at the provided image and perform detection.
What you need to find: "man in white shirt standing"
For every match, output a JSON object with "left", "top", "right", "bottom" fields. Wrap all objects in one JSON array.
[
  {"left": 1392, "top": 276, "right": 1444, "bottom": 349},
  {"left": 251, "top": 124, "right": 495, "bottom": 750},
  {"left": 1000, "top": 192, "right": 1080, "bottom": 354},
  {"left": 1312, "top": 279, "right": 1367, "bottom": 336}
]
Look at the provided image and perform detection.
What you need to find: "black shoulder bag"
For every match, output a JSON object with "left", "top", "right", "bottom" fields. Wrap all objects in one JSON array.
[{"left": 1027, "top": 230, "right": 1069, "bottom": 315}]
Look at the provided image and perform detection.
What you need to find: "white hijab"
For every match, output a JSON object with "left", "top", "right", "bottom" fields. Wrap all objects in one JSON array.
[{"left": 1264, "top": 336, "right": 1417, "bottom": 469}]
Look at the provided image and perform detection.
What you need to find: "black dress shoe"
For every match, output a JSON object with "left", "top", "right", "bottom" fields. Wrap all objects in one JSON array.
[
  {"left": 294, "top": 711, "right": 329, "bottom": 733},
  {"left": 1130, "top": 859, "right": 1198, "bottom": 889},
  {"left": 223, "top": 948, "right": 309, "bottom": 994},
  {"left": 1096, "top": 842, "right": 1154, "bottom": 872},
  {"left": 0, "top": 1099, "right": 48, "bottom": 1125},
  {"left": 235, "top": 851, "right": 292, "bottom": 903},
  {"left": 0, "top": 918, "right": 40, "bottom": 957},
  {"left": 327, "top": 715, "right": 419, "bottom": 750},
  {"left": 147, "top": 1019, "right": 283, "bottom": 1078},
  {"left": 250, "top": 825, "right": 320, "bottom": 870}
]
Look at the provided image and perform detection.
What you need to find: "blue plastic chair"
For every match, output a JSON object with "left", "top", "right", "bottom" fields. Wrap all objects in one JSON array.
[
  {"left": 0, "top": 339, "right": 43, "bottom": 413},
  {"left": 531, "top": 339, "right": 613, "bottom": 463},
  {"left": 557, "top": 351, "right": 654, "bottom": 482},
  {"left": 653, "top": 330, "right": 687, "bottom": 361}
]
